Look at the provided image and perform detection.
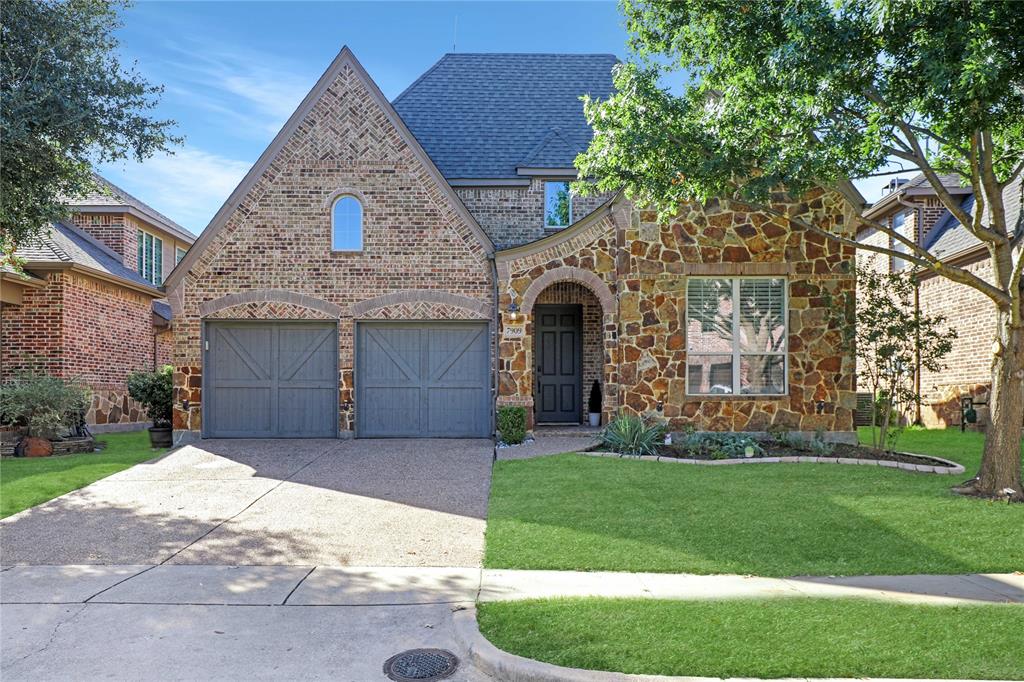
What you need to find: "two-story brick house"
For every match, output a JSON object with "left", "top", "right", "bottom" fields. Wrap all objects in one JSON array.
[
  {"left": 167, "top": 48, "right": 859, "bottom": 443},
  {"left": 856, "top": 174, "right": 1023, "bottom": 429},
  {"left": 1, "top": 174, "right": 196, "bottom": 429}
]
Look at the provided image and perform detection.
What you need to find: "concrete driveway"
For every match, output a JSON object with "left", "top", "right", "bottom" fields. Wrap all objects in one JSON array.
[
  {"left": 0, "top": 438, "right": 493, "bottom": 566},
  {"left": 1, "top": 438, "right": 495, "bottom": 681}
]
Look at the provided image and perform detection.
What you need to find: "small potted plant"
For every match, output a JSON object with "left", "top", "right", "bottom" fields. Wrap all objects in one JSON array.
[
  {"left": 128, "top": 365, "right": 173, "bottom": 448},
  {"left": 588, "top": 380, "right": 602, "bottom": 427},
  {"left": 0, "top": 373, "right": 90, "bottom": 457}
]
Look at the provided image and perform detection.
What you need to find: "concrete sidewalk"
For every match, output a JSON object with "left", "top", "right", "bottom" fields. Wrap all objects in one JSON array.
[{"left": 3, "top": 565, "right": 1022, "bottom": 607}]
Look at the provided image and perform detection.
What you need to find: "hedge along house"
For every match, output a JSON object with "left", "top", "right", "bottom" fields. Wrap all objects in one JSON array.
[{"left": 166, "top": 48, "right": 861, "bottom": 444}]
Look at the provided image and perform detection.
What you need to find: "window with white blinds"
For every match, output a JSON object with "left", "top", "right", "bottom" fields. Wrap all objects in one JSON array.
[{"left": 685, "top": 277, "right": 787, "bottom": 395}]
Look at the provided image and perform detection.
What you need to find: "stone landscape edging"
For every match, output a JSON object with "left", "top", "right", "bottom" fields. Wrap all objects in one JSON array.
[
  {"left": 578, "top": 451, "right": 965, "bottom": 475},
  {"left": 452, "top": 606, "right": 1004, "bottom": 682}
]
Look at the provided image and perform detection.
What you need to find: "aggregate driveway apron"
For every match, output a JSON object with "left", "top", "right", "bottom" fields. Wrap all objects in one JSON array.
[{"left": 0, "top": 438, "right": 493, "bottom": 567}]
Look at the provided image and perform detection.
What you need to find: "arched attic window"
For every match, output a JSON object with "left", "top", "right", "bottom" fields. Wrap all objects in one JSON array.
[{"left": 332, "top": 195, "right": 363, "bottom": 251}]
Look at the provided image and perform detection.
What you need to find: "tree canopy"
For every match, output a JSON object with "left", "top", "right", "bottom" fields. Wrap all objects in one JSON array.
[
  {"left": 576, "top": 0, "right": 1024, "bottom": 499},
  {"left": 0, "top": 0, "right": 179, "bottom": 265}
]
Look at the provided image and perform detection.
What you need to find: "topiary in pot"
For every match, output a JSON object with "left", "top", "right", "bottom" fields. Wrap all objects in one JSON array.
[
  {"left": 0, "top": 373, "right": 90, "bottom": 457},
  {"left": 127, "top": 365, "right": 173, "bottom": 448},
  {"left": 587, "top": 380, "right": 602, "bottom": 427}
]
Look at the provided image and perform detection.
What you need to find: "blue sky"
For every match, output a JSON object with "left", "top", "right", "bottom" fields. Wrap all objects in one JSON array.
[{"left": 103, "top": 1, "right": 887, "bottom": 235}]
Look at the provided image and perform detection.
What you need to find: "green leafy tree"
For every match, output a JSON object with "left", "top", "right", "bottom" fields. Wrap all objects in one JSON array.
[
  {"left": 546, "top": 186, "right": 571, "bottom": 226},
  {"left": 1, "top": 0, "right": 179, "bottom": 266},
  {"left": 849, "top": 268, "right": 956, "bottom": 451},
  {"left": 575, "top": 0, "right": 1024, "bottom": 500}
]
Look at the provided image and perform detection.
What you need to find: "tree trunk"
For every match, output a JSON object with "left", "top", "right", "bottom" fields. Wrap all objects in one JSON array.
[{"left": 962, "top": 312, "right": 1024, "bottom": 501}]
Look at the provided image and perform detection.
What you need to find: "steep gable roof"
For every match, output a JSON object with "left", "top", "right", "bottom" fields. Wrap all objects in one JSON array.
[
  {"left": 14, "top": 222, "right": 162, "bottom": 295},
  {"left": 67, "top": 173, "right": 196, "bottom": 244},
  {"left": 166, "top": 47, "right": 493, "bottom": 290},
  {"left": 392, "top": 53, "right": 618, "bottom": 180}
]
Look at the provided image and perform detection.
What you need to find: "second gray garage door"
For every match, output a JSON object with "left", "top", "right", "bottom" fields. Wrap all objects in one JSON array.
[
  {"left": 205, "top": 321, "right": 338, "bottom": 438},
  {"left": 356, "top": 321, "right": 490, "bottom": 438}
]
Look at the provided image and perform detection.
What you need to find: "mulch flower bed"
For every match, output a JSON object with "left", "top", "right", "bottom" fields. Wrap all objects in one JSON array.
[{"left": 660, "top": 441, "right": 940, "bottom": 467}]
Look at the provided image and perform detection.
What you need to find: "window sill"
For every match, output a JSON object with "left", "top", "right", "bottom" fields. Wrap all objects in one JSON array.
[
  {"left": 330, "top": 249, "right": 364, "bottom": 255},
  {"left": 684, "top": 393, "right": 788, "bottom": 400}
]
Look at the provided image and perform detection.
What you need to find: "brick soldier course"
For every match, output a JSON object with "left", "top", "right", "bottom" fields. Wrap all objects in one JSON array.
[{"left": 166, "top": 47, "right": 861, "bottom": 443}]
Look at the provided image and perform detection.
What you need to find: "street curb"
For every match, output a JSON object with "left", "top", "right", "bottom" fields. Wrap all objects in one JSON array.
[
  {"left": 580, "top": 451, "right": 965, "bottom": 475},
  {"left": 452, "top": 606, "right": 1010, "bottom": 682}
]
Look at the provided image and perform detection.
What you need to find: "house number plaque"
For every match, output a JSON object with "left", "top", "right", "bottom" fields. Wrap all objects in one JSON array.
[{"left": 503, "top": 324, "right": 525, "bottom": 339}]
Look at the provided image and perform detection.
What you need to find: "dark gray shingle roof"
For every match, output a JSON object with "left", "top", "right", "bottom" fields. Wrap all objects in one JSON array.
[
  {"left": 924, "top": 176, "right": 1022, "bottom": 258},
  {"left": 392, "top": 53, "right": 617, "bottom": 179},
  {"left": 65, "top": 173, "right": 195, "bottom": 243},
  {"left": 14, "top": 222, "right": 160, "bottom": 293},
  {"left": 152, "top": 300, "right": 172, "bottom": 321}
]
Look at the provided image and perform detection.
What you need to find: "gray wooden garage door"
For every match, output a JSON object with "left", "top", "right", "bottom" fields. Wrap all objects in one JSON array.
[
  {"left": 356, "top": 321, "right": 490, "bottom": 438},
  {"left": 205, "top": 321, "right": 338, "bottom": 438}
]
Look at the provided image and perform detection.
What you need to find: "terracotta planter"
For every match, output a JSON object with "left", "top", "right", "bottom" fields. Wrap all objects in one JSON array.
[
  {"left": 17, "top": 436, "right": 53, "bottom": 458},
  {"left": 148, "top": 426, "right": 173, "bottom": 448}
]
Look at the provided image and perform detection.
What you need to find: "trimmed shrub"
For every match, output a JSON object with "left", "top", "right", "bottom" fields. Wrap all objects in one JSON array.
[
  {"left": 127, "top": 365, "right": 173, "bottom": 427},
  {"left": 600, "top": 414, "right": 665, "bottom": 457},
  {"left": 0, "top": 373, "right": 90, "bottom": 439},
  {"left": 497, "top": 406, "right": 527, "bottom": 445}
]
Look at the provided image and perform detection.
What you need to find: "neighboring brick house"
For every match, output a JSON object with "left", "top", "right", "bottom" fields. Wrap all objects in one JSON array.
[
  {"left": 856, "top": 174, "right": 1023, "bottom": 429},
  {"left": 167, "top": 48, "right": 860, "bottom": 443},
  {"left": 1, "top": 175, "right": 195, "bottom": 430}
]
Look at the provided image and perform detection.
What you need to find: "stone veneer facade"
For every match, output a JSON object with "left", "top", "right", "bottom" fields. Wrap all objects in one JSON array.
[
  {"left": 496, "top": 191, "right": 858, "bottom": 436},
  {"left": 168, "top": 49, "right": 858, "bottom": 441}
]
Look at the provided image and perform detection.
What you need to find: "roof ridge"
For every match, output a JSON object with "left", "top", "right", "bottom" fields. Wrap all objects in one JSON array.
[
  {"left": 392, "top": 53, "right": 450, "bottom": 105},
  {"left": 90, "top": 172, "right": 192, "bottom": 236}
]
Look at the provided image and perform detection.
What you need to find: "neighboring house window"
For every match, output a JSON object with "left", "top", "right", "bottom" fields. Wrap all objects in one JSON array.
[
  {"left": 686, "top": 278, "right": 787, "bottom": 396},
  {"left": 544, "top": 181, "right": 572, "bottom": 228},
  {"left": 332, "top": 195, "right": 363, "bottom": 251},
  {"left": 175, "top": 246, "right": 187, "bottom": 264},
  {"left": 136, "top": 229, "right": 163, "bottom": 285},
  {"left": 891, "top": 210, "right": 911, "bottom": 271}
]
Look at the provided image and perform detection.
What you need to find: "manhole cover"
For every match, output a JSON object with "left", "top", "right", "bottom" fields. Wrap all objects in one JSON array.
[{"left": 383, "top": 648, "right": 459, "bottom": 681}]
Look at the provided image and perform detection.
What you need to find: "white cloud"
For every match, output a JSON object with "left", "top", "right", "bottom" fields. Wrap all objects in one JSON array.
[
  {"left": 99, "top": 148, "right": 252, "bottom": 234},
  {"left": 160, "top": 42, "right": 314, "bottom": 135}
]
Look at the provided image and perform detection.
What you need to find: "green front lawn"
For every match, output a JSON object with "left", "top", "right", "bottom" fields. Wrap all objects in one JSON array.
[
  {"left": 477, "top": 598, "right": 1024, "bottom": 680},
  {"left": 1, "top": 431, "right": 165, "bottom": 518},
  {"left": 484, "top": 427, "right": 1023, "bottom": 575}
]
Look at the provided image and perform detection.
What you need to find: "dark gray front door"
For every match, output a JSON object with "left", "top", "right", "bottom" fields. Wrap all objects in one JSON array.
[
  {"left": 534, "top": 305, "right": 581, "bottom": 423},
  {"left": 205, "top": 321, "right": 338, "bottom": 438},
  {"left": 356, "top": 321, "right": 490, "bottom": 438}
]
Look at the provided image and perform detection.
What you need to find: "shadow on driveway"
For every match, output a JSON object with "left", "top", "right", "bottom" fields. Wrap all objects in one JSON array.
[{"left": 0, "top": 438, "right": 493, "bottom": 567}]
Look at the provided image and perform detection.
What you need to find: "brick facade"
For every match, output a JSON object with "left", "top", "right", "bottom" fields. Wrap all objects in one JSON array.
[
  {"left": 455, "top": 180, "right": 612, "bottom": 249},
  {"left": 856, "top": 194, "right": 999, "bottom": 429},
  {"left": 1, "top": 270, "right": 160, "bottom": 427},
  {"left": 168, "top": 54, "right": 494, "bottom": 439},
  {"left": 168, "top": 50, "right": 858, "bottom": 442}
]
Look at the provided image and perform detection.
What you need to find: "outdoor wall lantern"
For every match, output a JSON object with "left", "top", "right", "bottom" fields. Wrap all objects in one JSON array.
[{"left": 507, "top": 302, "right": 522, "bottom": 323}]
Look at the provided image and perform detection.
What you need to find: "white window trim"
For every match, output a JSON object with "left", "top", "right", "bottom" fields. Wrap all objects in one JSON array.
[
  {"left": 331, "top": 194, "right": 364, "bottom": 252},
  {"left": 136, "top": 228, "right": 164, "bottom": 285},
  {"left": 175, "top": 246, "right": 187, "bottom": 264},
  {"left": 684, "top": 276, "right": 789, "bottom": 397},
  {"left": 543, "top": 180, "right": 573, "bottom": 229}
]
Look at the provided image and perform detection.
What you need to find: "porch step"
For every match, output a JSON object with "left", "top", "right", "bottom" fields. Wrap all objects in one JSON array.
[{"left": 533, "top": 424, "right": 602, "bottom": 438}]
